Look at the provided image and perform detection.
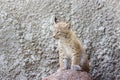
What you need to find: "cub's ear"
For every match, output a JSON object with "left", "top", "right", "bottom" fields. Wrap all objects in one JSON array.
[
  {"left": 66, "top": 22, "right": 71, "bottom": 29},
  {"left": 54, "top": 17, "right": 59, "bottom": 24}
]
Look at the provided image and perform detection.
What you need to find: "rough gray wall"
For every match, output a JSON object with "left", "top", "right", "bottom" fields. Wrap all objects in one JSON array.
[{"left": 0, "top": 0, "right": 120, "bottom": 80}]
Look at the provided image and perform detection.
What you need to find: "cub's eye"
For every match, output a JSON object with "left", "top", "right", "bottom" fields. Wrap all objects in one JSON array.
[
  {"left": 57, "top": 30, "right": 61, "bottom": 33},
  {"left": 57, "top": 31, "right": 59, "bottom": 33}
]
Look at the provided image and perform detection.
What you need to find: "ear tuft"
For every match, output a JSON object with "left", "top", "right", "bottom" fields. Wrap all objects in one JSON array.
[
  {"left": 66, "top": 22, "right": 71, "bottom": 29},
  {"left": 54, "top": 17, "right": 58, "bottom": 23}
]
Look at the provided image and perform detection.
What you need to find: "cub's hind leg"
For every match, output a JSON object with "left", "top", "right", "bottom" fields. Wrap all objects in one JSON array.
[{"left": 80, "top": 53, "right": 90, "bottom": 72}]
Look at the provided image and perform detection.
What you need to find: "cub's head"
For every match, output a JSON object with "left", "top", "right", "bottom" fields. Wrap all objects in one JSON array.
[{"left": 53, "top": 17, "right": 71, "bottom": 39}]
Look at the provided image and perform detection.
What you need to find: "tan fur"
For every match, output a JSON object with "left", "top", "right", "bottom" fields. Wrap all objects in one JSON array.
[{"left": 53, "top": 19, "right": 90, "bottom": 72}]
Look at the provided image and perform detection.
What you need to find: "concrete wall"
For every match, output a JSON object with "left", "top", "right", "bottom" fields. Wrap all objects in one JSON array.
[{"left": 0, "top": 0, "right": 120, "bottom": 80}]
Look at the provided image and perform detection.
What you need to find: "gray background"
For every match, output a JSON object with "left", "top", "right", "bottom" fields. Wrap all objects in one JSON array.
[{"left": 0, "top": 0, "right": 120, "bottom": 80}]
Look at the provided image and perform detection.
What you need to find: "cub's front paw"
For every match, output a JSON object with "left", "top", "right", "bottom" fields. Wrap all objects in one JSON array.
[
  {"left": 71, "top": 65, "right": 82, "bottom": 71},
  {"left": 57, "top": 68, "right": 66, "bottom": 72}
]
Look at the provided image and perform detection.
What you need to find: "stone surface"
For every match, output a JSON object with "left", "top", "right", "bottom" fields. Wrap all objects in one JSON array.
[
  {"left": 42, "top": 70, "right": 91, "bottom": 80},
  {"left": 0, "top": 0, "right": 120, "bottom": 80}
]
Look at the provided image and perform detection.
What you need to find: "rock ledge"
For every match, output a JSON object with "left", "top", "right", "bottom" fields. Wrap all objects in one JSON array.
[{"left": 42, "top": 70, "right": 91, "bottom": 80}]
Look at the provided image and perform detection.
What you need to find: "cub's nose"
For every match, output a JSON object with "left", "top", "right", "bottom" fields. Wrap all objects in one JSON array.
[
  {"left": 53, "top": 34, "right": 59, "bottom": 39},
  {"left": 53, "top": 34, "right": 56, "bottom": 38}
]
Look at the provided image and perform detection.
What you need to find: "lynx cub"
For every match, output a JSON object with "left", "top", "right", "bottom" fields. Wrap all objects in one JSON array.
[{"left": 53, "top": 17, "right": 90, "bottom": 72}]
